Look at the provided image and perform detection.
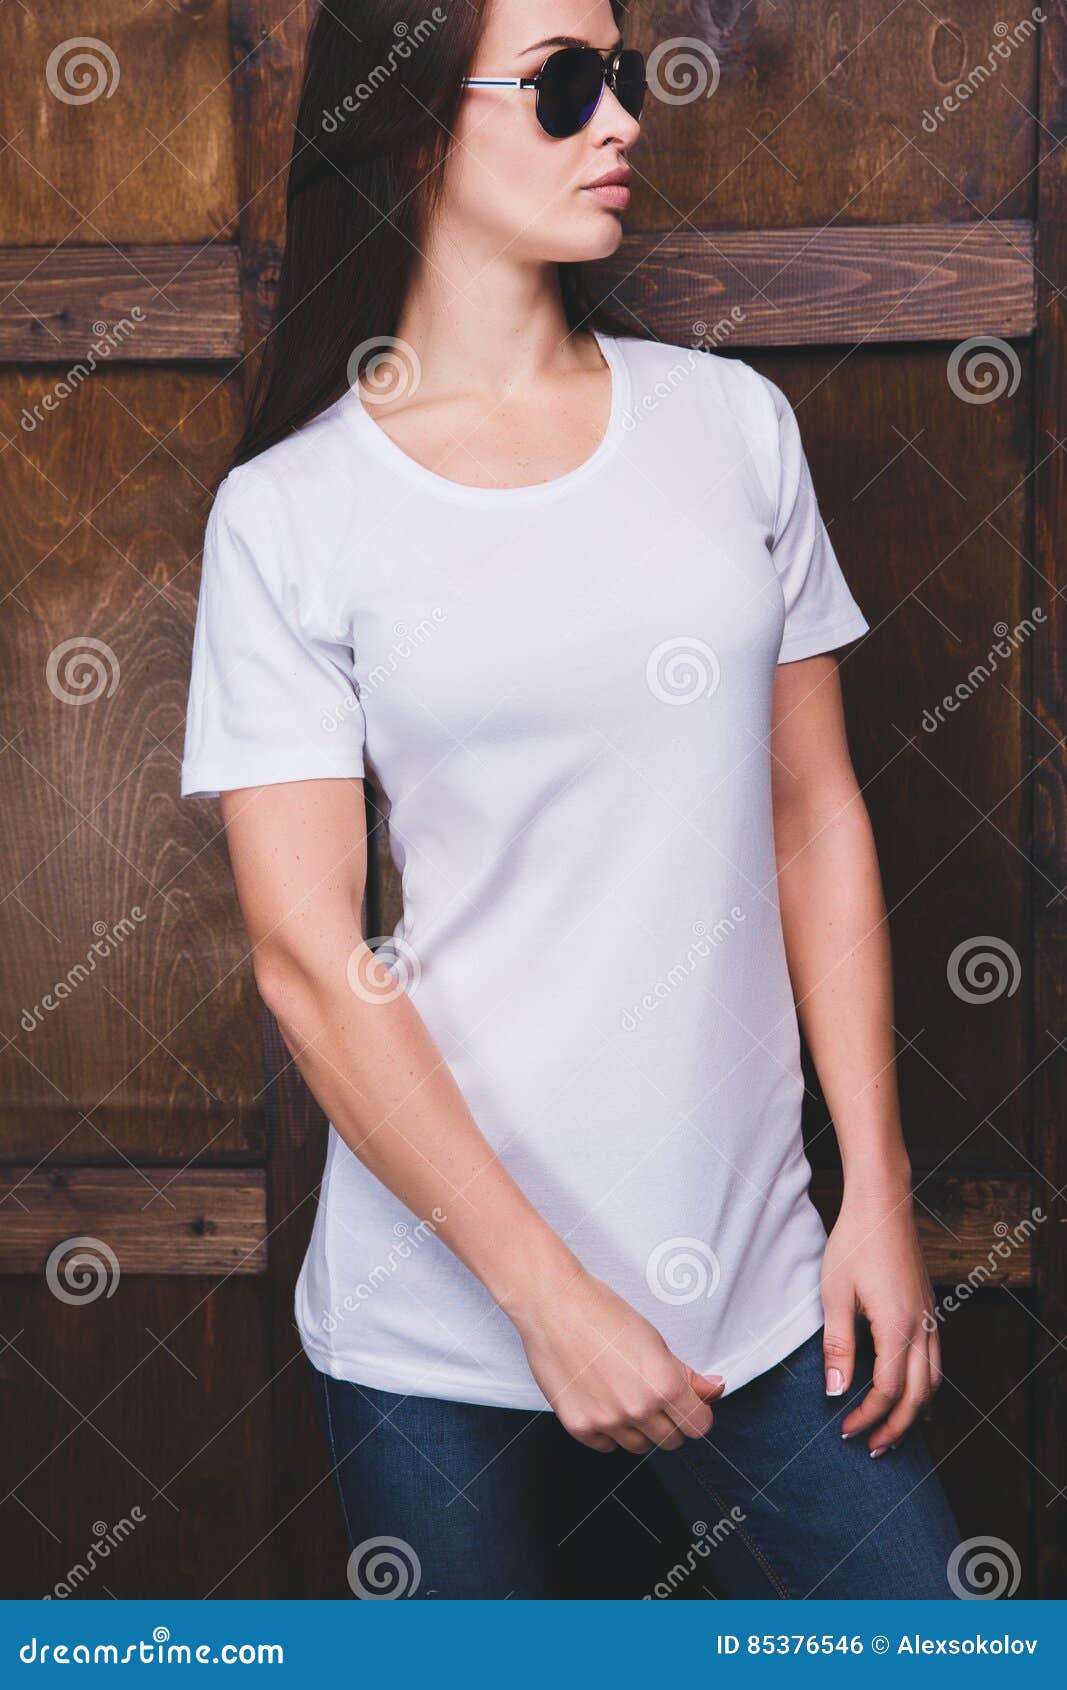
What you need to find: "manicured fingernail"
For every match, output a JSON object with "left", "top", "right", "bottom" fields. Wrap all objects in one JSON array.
[
  {"left": 870, "top": 1445, "right": 887, "bottom": 1459},
  {"left": 826, "top": 1368, "right": 845, "bottom": 1396},
  {"left": 840, "top": 1429, "right": 855, "bottom": 1440}
]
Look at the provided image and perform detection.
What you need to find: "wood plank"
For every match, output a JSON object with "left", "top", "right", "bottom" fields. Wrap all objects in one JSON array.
[
  {"left": 0, "top": 220, "right": 1032, "bottom": 365},
  {"left": 626, "top": 0, "right": 1036, "bottom": 232},
  {"left": 1032, "top": 0, "right": 1067, "bottom": 1601},
  {"left": 810, "top": 1172, "right": 1036, "bottom": 1287},
  {"left": 0, "top": 245, "right": 241, "bottom": 361},
  {"left": 769, "top": 347, "right": 1029, "bottom": 1167},
  {"left": 0, "top": 0, "right": 238, "bottom": 246},
  {"left": 589, "top": 222, "right": 1035, "bottom": 346},
  {"left": 0, "top": 1276, "right": 270, "bottom": 1597},
  {"left": 229, "top": 0, "right": 313, "bottom": 382},
  {"left": 0, "top": 1167, "right": 266, "bottom": 1275},
  {"left": 0, "top": 365, "right": 259, "bottom": 1164}
]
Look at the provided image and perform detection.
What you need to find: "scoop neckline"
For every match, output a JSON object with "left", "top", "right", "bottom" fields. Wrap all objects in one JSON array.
[{"left": 340, "top": 328, "right": 631, "bottom": 505}]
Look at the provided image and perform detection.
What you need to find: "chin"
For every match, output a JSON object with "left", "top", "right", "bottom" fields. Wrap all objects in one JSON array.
[{"left": 554, "top": 211, "right": 627, "bottom": 264}]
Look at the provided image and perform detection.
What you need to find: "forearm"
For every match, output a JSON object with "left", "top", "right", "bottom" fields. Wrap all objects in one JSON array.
[
  {"left": 256, "top": 932, "right": 581, "bottom": 1315},
  {"left": 774, "top": 778, "right": 911, "bottom": 1196}
]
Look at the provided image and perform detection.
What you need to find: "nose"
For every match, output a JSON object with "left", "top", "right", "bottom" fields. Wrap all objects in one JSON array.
[{"left": 591, "top": 80, "right": 642, "bottom": 148}]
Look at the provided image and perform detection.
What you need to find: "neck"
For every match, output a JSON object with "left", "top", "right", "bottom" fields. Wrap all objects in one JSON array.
[{"left": 389, "top": 240, "right": 596, "bottom": 403}]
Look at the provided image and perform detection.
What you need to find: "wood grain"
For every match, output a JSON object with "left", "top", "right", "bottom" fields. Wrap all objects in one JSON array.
[
  {"left": 0, "top": 365, "right": 256, "bottom": 1162},
  {"left": 810, "top": 1172, "right": 1037, "bottom": 1287},
  {"left": 0, "top": 0, "right": 238, "bottom": 246},
  {"left": 0, "top": 245, "right": 242, "bottom": 361},
  {"left": 0, "top": 1275, "right": 271, "bottom": 1597},
  {"left": 626, "top": 0, "right": 1036, "bottom": 231},
  {"left": 0, "top": 1166, "right": 266, "bottom": 1274},
  {"left": 1031, "top": 0, "right": 1067, "bottom": 1601},
  {"left": 588, "top": 222, "right": 1035, "bottom": 346}
]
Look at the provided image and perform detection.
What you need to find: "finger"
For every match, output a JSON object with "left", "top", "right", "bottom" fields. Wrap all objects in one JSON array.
[
  {"left": 566, "top": 1426, "right": 618, "bottom": 1454},
  {"left": 840, "top": 1325, "right": 907, "bottom": 1439},
  {"left": 666, "top": 1368, "right": 722, "bottom": 1439},
  {"left": 689, "top": 1368, "right": 726, "bottom": 1400},
  {"left": 612, "top": 1424, "right": 655, "bottom": 1456},
  {"left": 927, "top": 1320, "right": 943, "bottom": 1394},
  {"left": 822, "top": 1302, "right": 857, "bottom": 1398},
  {"left": 639, "top": 1410, "right": 686, "bottom": 1451},
  {"left": 869, "top": 1332, "right": 932, "bottom": 1455}
]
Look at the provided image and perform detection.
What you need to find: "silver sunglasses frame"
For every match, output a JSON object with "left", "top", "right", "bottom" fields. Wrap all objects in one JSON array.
[{"left": 462, "top": 46, "right": 642, "bottom": 134}]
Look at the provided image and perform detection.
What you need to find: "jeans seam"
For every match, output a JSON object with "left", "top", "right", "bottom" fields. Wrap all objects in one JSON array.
[
  {"left": 675, "top": 1444, "right": 792, "bottom": 1600},
  {"left": 320, "top": 1372, "right": 357, "bottom": 1551}
]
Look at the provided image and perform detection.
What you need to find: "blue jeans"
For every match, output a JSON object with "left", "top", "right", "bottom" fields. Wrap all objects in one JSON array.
[{"left": 307, "top": 1324, "right": 962, "bottom": 1598}]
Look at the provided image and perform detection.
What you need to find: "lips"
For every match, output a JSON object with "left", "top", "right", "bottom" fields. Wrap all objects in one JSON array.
[{"left": 582, "top": 167, "right": 631, "bottom": 209}]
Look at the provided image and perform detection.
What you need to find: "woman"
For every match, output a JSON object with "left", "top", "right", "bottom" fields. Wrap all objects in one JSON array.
[{"left": 180, "top": 0, "right": 962, "bottom": 1598}]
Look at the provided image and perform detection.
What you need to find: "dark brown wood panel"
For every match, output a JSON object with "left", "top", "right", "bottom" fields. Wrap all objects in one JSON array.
[
  {"left": 229, "top": 0, "right": 313, "bottom": 377},
  {"left": 0, "top": 1168, "right": 267, "bottom": 1274},
  {"left": 1031, "top": 0, "right": 1067, "bottom": 1599},
  {"left": 752, "top": 344, "right": 1030, "bottom": 1169},
  {"left": 0, "top": 245, "right": 242, "bottom": 362},
  {"left": 925, "top": 1293, "right": 1036, "bottom": 1596},
  {"left": 591, "top": 222, "right": 1035, "bottom": 346},
  {"left": 0, "top": 365, "right": 262, "bottom": 1162},
  {"left": 1, "top": 1277, "right": 271, "bottom": 1598},
  {"left": 0, "top": 0, "right": 238, "bottom": 246},
  {"left": 627, "top": 0, "right": 1037, "bottom": 230}
]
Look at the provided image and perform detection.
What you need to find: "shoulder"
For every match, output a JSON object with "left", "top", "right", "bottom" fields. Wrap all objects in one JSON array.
[
  {"left": 208, "top": 394, "right": 366, "bottom": 573},
  {"left": 611, "top": 331, "right": 786, "bottom": 443}
]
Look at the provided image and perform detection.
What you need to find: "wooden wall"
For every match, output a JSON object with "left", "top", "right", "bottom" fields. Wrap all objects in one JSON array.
[{"left": 1, "top": 0, "right": 1063, "bottom": 1598}]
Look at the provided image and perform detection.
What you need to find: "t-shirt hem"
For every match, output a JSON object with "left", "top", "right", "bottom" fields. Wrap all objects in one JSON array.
[
  {"left": 777, "top": 611, "right": 870, "bottom": 664},
  {"left": 695, "top": 1298, "right": 826, "bottom": 1398},
  {"left": 180, "top": 757, "right": 366, "bottom": 799},
  {"left": 298, "top": 1330, "right": 552, "bottom": 1410},
  {"left": 297, "top": 1297, "right": 826, "bottom": 1411}
]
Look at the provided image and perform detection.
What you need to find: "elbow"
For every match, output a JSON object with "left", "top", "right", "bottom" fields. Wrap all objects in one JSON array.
[{"left": 251, "top": 946, "right": 316, "bottom": 1030}]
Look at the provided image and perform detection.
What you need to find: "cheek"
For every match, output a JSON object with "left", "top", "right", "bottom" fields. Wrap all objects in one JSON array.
[{"left": 448, "top": 104, "right": 578, "bottom": 231}]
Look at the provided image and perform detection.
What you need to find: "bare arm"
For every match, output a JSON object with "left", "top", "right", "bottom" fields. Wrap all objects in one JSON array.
[
  {"left": 219, "top": 776, "right": 723, "bottom": 1452},
  {"left": 771, "top": 654, "right": 941, "bottom": 1453}
]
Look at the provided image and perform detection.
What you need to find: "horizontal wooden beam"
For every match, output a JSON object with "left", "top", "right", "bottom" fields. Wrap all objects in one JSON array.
[
  {"left": 0, "top": 222, "right": 1034, "bottom": 365},
  {"left": 0, "top": 244, "right": 242, "bottom": 362},
  {"left": 811, "top": 1171, "right": 1036, "bottom": 1288},
  {"left": 0, "top": 1163, "right": 1035, "bottom": 1287},
  {"left": 0, "top": 1167, "right": 266, "bottom": 1275},
  {"left": 590, "top": 220, "right": 1035, "bottom": 346}
]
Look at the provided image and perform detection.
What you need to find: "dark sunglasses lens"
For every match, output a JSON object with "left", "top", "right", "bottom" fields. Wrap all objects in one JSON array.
[
  {"left": 613, "top": 49, "right": 646, "bottom": 120},
  {"left": 536, "top": 47, "right": 607, "bottom": 137}
]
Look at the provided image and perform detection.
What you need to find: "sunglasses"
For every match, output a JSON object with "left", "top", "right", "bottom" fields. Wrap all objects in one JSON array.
[{"left": 463, "top": 45, "right": 646, "bottom": 139}]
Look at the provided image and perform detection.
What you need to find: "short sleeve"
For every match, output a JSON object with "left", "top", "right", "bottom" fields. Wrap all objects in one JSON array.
[
  {"left": 180, "top": 472, "right": 367, "bottom": 799},
  {"left": 764, "top": 378, "right": 870, "bottom": 664}
]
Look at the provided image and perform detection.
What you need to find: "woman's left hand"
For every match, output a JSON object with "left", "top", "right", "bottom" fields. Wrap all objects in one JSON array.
[{"left": 820, "top": 1182, "right": 942, "bottom": 1456}]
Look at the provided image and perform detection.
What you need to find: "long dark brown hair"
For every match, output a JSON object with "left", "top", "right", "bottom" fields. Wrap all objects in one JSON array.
[{"left": 232, "top": 0, "right": 644, "bottom": 469}]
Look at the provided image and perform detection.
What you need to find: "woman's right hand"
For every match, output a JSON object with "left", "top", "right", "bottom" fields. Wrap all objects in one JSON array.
[{"left": 511, "top": 1268, "right": 725, "bottom": 1453}]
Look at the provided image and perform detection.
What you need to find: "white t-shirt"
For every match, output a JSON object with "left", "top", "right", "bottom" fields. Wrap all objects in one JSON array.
[{"left": 181, "top": 330, "right": 870, "bottom": 1409}]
